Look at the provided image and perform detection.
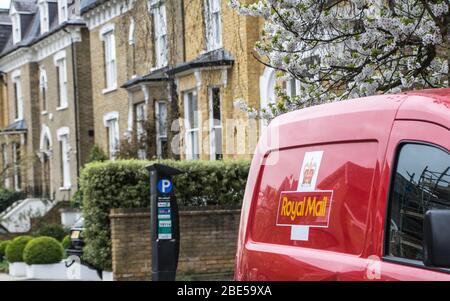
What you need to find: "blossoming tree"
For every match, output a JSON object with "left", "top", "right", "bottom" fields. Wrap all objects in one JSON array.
[{"left": 230, "top": 0, "right": 450, "bottom": 120}]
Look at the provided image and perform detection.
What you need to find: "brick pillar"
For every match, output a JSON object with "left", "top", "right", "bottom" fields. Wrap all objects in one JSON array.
[{"left": 110, "top": 208, "right": 151, "bottom": 281}]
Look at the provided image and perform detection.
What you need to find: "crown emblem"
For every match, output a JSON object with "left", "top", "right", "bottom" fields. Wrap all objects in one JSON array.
[{"left": 302, "top": 158, "right": 316, "bottom": 185}]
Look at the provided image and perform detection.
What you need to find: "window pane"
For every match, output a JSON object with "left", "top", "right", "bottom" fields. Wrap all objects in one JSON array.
[
  {"left": 188, "top": 93, "right": 198, "bottom": 129},
  {"left": 212, "top": 88, "right": 221, "bottom": 125},
  {"left": 158, "top": 102, "right": 168, "bottom": 137},
  {"left": 214, "top": 127, "right": 222, "bottom": 160},
  {"left": 387, "top": 143, "right": 450, "bottom": 261}
]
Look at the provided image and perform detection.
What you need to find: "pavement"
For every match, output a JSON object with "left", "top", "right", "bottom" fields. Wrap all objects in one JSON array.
[{"left": 0, "top": 273, "right": 27, "bottom": 281}]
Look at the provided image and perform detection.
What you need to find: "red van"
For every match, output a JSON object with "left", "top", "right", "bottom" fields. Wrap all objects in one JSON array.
[{"left": 235, "top": 89, "right": 450, "bottom": 280}]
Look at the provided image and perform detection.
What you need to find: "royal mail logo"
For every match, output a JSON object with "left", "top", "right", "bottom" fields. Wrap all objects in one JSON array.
[{"left": 276, "top": 190, "right": 333, "bottom": 227}]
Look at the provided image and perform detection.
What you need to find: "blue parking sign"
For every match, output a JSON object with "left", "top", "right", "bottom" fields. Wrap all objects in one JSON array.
[{"left": 157, "top": 179, "right": 173, "bottom": 194}]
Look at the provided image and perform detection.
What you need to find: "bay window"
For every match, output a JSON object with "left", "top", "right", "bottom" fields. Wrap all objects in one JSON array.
[
  {"left": 184, "top": 91, "right": 199, "bottom": 160},
  {"left": 104, "top": 112, "right": 120, "bottom": 160},
  {"left": 155, "top": 101, "right": 168, "bottom": 158}
]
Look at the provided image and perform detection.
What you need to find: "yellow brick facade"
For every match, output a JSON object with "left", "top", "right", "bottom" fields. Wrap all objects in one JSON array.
[{"left": 0, "top": 0, "right": 269, "bottom": 202}]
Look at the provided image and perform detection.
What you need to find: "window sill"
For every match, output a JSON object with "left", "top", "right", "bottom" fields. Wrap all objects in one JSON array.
[
  {"left": 59, "top": 186, "right": 71, "bottom": 191},
  {"left": 56, "top": 106, "right": 68, "bottom": 111},
  {"left": 41, "top": 111, "right": 48, "bottom": 115},
  {"left": 102, "top": 86, "right": 117, "bottom": 95},
  {"left": 14, "top": 118, "right": 24, "bottom": 122}
]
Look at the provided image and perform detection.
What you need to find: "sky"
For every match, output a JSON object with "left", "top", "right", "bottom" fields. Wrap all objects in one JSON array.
[{"left": 0, "top": 0, "right": 10, "bottom": 10}]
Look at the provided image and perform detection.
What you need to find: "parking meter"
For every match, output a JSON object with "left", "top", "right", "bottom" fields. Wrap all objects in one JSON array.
[{"left": 146, "top": 163, "right": 183, "bottom": 281}]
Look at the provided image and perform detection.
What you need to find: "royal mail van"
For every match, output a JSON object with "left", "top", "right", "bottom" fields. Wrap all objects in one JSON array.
[{"left": 235, "top": 89, "right": 450, "bottom": 280}]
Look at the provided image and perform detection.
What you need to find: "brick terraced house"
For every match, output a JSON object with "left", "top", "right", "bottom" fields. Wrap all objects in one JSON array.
[
  {"left": 0, "top": 0, "right": 93, "bottom": 202},
  {"left": 0, "top": 0, "right": 291, "bottom": 200}
]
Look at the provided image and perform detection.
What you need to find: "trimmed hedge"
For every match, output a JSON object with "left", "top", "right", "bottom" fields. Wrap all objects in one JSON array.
[
  {"left": 5, "top": 236, "right": 33, "bottom": 263},
  {"left": 23, "top": 237, "right": 64, "bottom": 265},
  {"left": 0, "top": 240, "right": 11, "bottom": 261},
  {"left": 33, "top": 223, "right": 69, "bottom": 241},
  {"left": 61, "top": 235, "right": 71, "bottom": 250},
  {"left": 80, "top": 159, "right": 250, "bottom": 270}
]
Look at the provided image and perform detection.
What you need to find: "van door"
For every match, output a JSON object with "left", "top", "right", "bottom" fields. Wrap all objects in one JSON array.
[{"left": 379, "top": 120, "right": 450, "bottom": 280}]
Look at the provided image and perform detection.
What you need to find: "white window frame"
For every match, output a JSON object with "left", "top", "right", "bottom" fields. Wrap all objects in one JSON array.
[
  {"left": 11, "top": 12, "right": 21, "bottom": 44},
  {"left": 128, "top": 17, "right": 135, "bottom": 45},
  {"left": 100, "top": 24, "right": 117, "bottom": 92},
  {"left": 150, "top": 0, "right": 168, "bottom": 68},
  {"left": 103, "top": 112, "right": 120, "bottom": 160},
  {"left": 39, "top": 67, "right": 48, "bottom": 113},
  {"left": 208, "top": 87, "right": 222, "bottom": 160},
  {"left": 286, "top": 78, "right": 301, "bottom": 98},
  {"left": 57, "top": 127, "right": 71, "bottom": 190},
  {"left": 12, "top": 70, "right": 23, "bottom": 121},
  {"left": 184, "top": 90, "right": 199, "bottom": 160},
  {"left": 12, "top": 142, "right": 21, "bottom": 192},
  {"left": 135, "top": 102, "right": 147, "bottom": 159},
  {"left": 54, "top": 51, "right": 68, "bottom": 110},
  {"left": 2, "top": 144, "right": 10, "bottom": 189},
  {"left": 155, "top": 100, "right": 168, "bottom": 158},
  {"left": 58, "top": 0, "right": 68, "bottom": 23},
  {"left": 39, "top": 0, "right": 50, "bottom": 34},
  {"left": 259, "top": 67, "right": 276, "bottom": 132},
  {"left": 204, "top": 0, "right": 222, "bottom": 51}
]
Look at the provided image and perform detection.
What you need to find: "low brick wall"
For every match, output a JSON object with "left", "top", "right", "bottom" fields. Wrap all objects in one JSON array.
[{"left": 110, "top": 207, "right": 241, "bottom": 281}]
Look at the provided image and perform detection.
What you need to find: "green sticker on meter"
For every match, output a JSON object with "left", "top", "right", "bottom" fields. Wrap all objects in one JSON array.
[{"left": 158, "top": 209, "right": 172, "bottom": 240}]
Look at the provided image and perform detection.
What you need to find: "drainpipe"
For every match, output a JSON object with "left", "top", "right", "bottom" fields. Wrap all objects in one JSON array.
[
  {"left": 62, "top": 27, "right": 81, "bottom": 182},
  {"left": 181, "top": 1, "right": 186, "bottom": 62}
]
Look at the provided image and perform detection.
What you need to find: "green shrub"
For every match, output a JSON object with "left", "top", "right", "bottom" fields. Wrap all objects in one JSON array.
[
  {"left": 0, "top": 188, "right": 25, "bottom": 213},
  {"left": 0, "top": 240, "right": 11, "bottom": 261},
  {"left": 0, "top": 259, "right": 8, "bottom": 273},
  {"left": 23, "top": 237, "right": 64, "bottom": 265},
  {"left": 88, "top": 144, "right": 108, "bottom": 163},
  {"left": 80, "top": 159, "right": 250, "bottom": 270},
  {"left": 33, "top": 223, "right": 68, "bottom": 241},
  {"left": 5, "top": 236, "right": 33, "bottom": 263},
  {"left": 61, "top": 235, "right": 71, "bottom": 249},
  {"left": 70, "top": 189, "right": 83, "bottom": 208}
]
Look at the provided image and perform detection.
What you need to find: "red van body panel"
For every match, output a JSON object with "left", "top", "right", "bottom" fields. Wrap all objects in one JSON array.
[{"left": 235, "top": 89, "right": 450, "bottom": 281}]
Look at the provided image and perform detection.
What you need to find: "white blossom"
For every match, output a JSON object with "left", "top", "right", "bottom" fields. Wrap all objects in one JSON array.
[{"left": 229, "top": 0, "right": 450, "bottom": 121}]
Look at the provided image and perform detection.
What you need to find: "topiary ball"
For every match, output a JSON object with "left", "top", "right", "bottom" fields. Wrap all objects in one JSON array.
[
  {"left": 23, "top": 236, "right": 64, "bottom": 265},
  {"left": 0, "top": 240, "right": 11, "bottom": 261},
  {"left": 5, "top": 236, "right": 33, "bottom": 263},
  {"left": 61, "top": 235, "right": 71, "bottom": 250}
]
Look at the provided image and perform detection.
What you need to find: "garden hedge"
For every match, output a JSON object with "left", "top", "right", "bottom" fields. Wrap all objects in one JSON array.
[
  {"left": 5, "top": 236, "right": 33, "bottom": 263},
  {"left": 33, "top": 223, "right": 68, "bottom": 241},
  {"left": 0, "top": 240, "right": 11, "bottom": 261},
  {"left": 61, "top": 235, "right": 71, "bottom": 250},
  {"left": 80, "top": 159, "right": 250, "bottom": 270},
  {"left": 0, "top": 188, "right": 25, "bottom": 213},
  {"left": 23, "top": 237, "right": 64, "bottom": 265}
]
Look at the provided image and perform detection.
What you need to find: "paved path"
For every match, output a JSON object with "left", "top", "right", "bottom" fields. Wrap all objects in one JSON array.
[{"left": 0, "top": 273, "right": 27, "bottom": 281}]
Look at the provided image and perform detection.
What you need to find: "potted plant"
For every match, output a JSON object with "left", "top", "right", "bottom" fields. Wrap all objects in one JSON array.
[
  {"left": 5, "top": 236, "right": 33, "bottom": 277},
  {"left": 23, "top": 236, "right": 66, "bottom": 280}
]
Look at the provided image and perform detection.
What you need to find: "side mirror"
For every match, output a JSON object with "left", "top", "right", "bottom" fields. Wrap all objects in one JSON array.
[{"left": 423, "top": 210, "right": 450, "bottom": 268}]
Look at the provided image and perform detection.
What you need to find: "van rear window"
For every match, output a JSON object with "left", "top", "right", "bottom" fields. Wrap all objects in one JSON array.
[
  {"left": 250, "top": 141, "right": 378, "bottom": 255},
  {"left": 386, "top": 143, "right": 450, "bottom": 261}
]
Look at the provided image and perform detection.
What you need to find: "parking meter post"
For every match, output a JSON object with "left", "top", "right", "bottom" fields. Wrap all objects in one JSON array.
[{"left": 146, "top": 164, "right": 183, "bottom": 281}]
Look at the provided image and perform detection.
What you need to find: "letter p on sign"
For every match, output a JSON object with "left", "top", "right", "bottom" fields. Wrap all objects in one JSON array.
[{"left": 157, "top": 179, "right": 173, "bottom": 194}]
